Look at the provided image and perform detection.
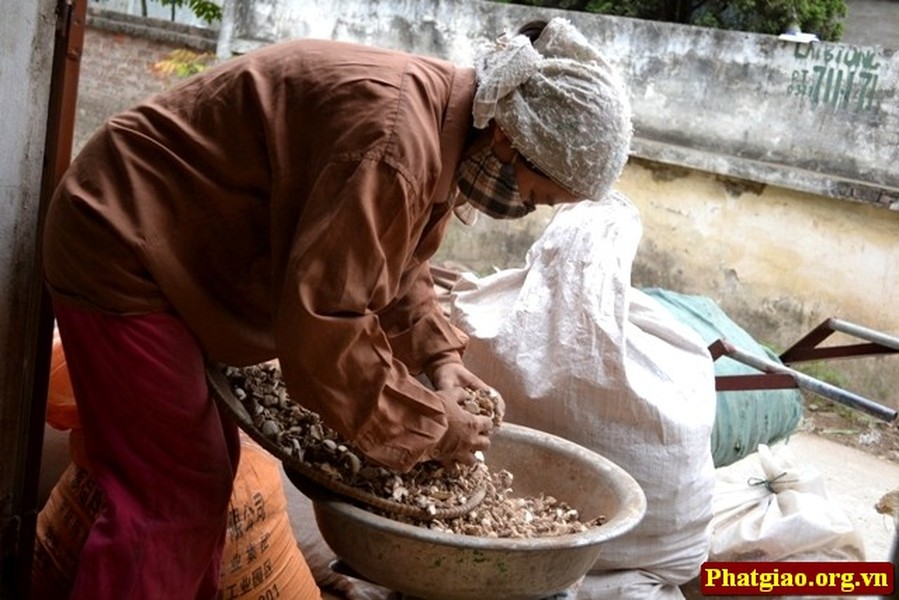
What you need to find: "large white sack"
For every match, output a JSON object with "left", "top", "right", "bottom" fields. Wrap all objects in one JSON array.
[
  {"left": 450, "top": 195, "right": 717, "bottom": 593},
  {"left": 709, "top": 443, "right": 865, "bottom": 563}
]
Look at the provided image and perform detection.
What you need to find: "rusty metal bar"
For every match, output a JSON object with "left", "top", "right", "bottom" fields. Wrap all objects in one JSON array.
[
  {"left": 51, "top": 0, "right": 87, "bottom": 180},
  {"left": 714, "top": 372, "right": 798, "bottom": 392},
  {"left": 783, "top": 343, "right": 896, "bottom": 362},
  {"left": 780, "top": 317, "right": 899, "bottom": 363},
  {"left": 709, "top": 339, "right": 897, "bottom": 423}
]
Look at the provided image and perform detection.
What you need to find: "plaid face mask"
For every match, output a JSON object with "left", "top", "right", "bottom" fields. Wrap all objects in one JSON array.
[{"left": 455, "top": 146, "right": 535, "bottom": 220}]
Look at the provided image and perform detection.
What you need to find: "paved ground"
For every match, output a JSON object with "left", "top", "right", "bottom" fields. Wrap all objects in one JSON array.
[{"left": 842, "top": 0, "right": 899, "bottom": 47}]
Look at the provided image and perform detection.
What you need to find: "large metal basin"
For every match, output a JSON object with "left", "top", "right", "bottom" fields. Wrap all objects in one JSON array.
[{"left": 286, "top": 423, "right": 646, "bottom": 600}]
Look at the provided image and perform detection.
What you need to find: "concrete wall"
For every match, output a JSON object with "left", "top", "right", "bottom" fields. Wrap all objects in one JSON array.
[
  {"left": 74, "top": 5, "right": 899, "bottom": 410},
  {"left": 0, "top": 0, "right": 58, "bottom": 592},
  {"left": 606, "top": 20, "right": 897, "bottom": 206},
  {"left": 616, "top": 162, "right": 899, "bottom": 403},
  {"left": 435, "top": 161, "right": 899, "bottom": 407},
  {"left": 228, "top": 0, "right": 899, "bottom": 207}
]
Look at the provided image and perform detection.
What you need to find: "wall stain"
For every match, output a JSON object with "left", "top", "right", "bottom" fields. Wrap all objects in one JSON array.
[
  {"left": 632, "top": 157, "right": 767, "bottom": 197},
  {"left": 715, "top": 174, "right": 767, "bottom": 197},
  {"left": 630, "top": 157, "right": 691, "bottom": 183}
]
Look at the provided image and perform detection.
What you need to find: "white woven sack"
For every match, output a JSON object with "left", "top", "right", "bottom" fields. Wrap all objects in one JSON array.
[
  {"left": 709, "top": 443, "right": 865, "bottom": 563},
  {"left": 450, "top": 195, "right": 717, "bottom": 594}
]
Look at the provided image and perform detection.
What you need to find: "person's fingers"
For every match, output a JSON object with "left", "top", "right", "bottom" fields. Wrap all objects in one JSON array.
[
  {"left": 441, "top": 428, "right": 491, "bottom": 466},
  {"left": 471, "top": 414, "right": 494, "bottom": 439},
  {"left": 432, "top": 401, "right": 494, "bottom": 466},
  {"left": 436, "top": 387, "right": 469, "bottom": 407},
  {"left": 460, "top": 369, "right": 491, "bottom": 391},
  {"left": 430, "top": 362, "right": 490, "bottom": 392}
]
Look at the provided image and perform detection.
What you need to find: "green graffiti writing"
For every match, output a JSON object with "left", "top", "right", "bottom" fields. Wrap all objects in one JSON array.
[{"left": 786, "top": 44, "right": 882, "bottom": 111}]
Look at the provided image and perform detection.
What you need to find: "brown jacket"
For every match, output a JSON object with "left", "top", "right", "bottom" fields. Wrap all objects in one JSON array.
[{"left": 43, "top": 38, "right": 476, "bottom": 470}]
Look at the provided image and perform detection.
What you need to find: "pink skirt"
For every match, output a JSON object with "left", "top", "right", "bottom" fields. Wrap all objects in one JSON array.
[{"left": 52, "top": 300, "right": 240, "bottom": 600}]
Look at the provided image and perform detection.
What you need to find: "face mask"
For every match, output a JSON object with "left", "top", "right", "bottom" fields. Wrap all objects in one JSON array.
[{"left": 455, "top": 146, "right": 535, "bottom": 220}]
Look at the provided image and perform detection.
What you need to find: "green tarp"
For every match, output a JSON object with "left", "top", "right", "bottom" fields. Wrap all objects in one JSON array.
[{"left": 643, "top": 288, "right": 803, "bottom": 467}]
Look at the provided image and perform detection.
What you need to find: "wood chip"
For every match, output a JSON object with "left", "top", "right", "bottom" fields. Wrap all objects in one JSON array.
[{"left": 223, "top": 363, "right": 605, "bottom": 538}]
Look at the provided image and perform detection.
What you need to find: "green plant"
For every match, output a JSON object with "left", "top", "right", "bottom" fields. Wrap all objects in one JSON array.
[
  {"left": 159, "top": 0, "right": 222, "bottom": 24},
  {"left": 791, "top": 359, "right": 849, "bottom": 389},
  {"left": 91, "top": 0, "right": 221, "bottom": 24},
  {"left": 152, "top": 49, "right": 216, "bottom": 83},
  {"left": 694, "top": 0, "right": 845, "bottom": 41},
  {"left": 791, "top": 360, "right": 877, "bottom": 425},
  {"left": 502, "top": 0, "right": 846, "bottom": 41}
]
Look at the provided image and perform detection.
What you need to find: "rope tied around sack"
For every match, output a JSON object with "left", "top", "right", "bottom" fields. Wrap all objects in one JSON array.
[{"left": 747, "top": 471, "right": 795, "bottom": 494}]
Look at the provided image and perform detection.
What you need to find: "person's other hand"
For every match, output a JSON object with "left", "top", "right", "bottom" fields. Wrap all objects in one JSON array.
[
  {"left": 429, "top": 362, "right": 506, "bottom": 424},
  {"left": 429, "top": 360, "right": 486, "bottom": 391},
  {"left": 430, "top": 387, "right": 494, "bottom": 466}
]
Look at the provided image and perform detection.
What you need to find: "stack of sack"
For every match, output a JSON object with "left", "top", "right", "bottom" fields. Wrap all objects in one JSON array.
[{"left": 448, "top": 193, "right": 865, "bottom": 597}]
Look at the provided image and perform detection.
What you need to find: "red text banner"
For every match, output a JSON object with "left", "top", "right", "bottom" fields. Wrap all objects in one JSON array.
[{"left": 700, "top": 561, "right": 894, "bottom": 596}]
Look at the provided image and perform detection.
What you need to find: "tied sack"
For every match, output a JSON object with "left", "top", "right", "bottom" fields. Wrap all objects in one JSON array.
[
  {"left": 450, "top": 195, "right": 716, "bottom": 598},
  {"left": 709, "top": 443, "right": 865, "bottom": 563}
]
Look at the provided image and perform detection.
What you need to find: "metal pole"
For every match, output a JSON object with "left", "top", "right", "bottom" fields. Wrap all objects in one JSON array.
[
  {"left": 828, "top": 318, "right": 899, "bottom": 352},
  {"left": 713, "top": 339, "right": 898, "bottom": 423},
  {"left": 780, "top": 317, "right": 899, "bottom": 363}
]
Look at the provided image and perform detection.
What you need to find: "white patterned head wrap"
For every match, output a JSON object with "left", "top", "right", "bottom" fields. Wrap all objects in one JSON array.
[{"left": 473, "top": 17, "right": 633, "bottom": 201}]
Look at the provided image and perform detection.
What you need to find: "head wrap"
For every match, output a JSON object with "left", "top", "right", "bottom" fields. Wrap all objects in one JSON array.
[{"left": 473, "top": 18, "right": 633, "bottom": 201}]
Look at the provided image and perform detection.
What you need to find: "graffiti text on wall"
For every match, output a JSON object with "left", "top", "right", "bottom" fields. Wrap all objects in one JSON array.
[{"left": 787, "top": 45, "right": 881, "bottom": 112}]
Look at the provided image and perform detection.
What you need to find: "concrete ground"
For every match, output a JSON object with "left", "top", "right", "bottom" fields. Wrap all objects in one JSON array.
[{"left": 784, "top": 431, "right": 898, "bottom": 562}]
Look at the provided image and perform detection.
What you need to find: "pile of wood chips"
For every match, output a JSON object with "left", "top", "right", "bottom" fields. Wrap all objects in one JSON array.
[{"left": 222, "top": 363, "right": 605, "bottom": 538}]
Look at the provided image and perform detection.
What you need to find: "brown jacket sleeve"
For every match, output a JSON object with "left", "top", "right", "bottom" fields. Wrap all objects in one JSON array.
[
  {"left": 274, "top": 158, "right": 458, "bottom": 471},
  {"left": 379, "top": 261, "right": 469, "bottom": 376}
]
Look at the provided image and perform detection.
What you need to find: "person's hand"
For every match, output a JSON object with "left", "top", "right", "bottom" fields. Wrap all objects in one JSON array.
[
  {"left": 429, "top": 360, "right": 486, "bottom": 391},
  {"left": 429, "top": 361, "right": 505, "bottom": 424},
  {"left": 430, "top": 387, "right": 494, "bottom": 466}
]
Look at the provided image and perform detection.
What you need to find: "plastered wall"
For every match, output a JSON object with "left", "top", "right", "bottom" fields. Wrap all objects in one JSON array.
[
  {"left": 229, "top": 0, "right": 899, "bottom": 206},
  {"left": 617, "top": 161, "right": 899, "bottom": 404},
  {"left": 433, "top": 161, "right": 899, "bottom": 406}
]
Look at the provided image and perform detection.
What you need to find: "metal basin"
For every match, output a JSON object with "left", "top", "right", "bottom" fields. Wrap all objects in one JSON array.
[{"left": 286, "top": 423, "right": 646, "bottom": 600}]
